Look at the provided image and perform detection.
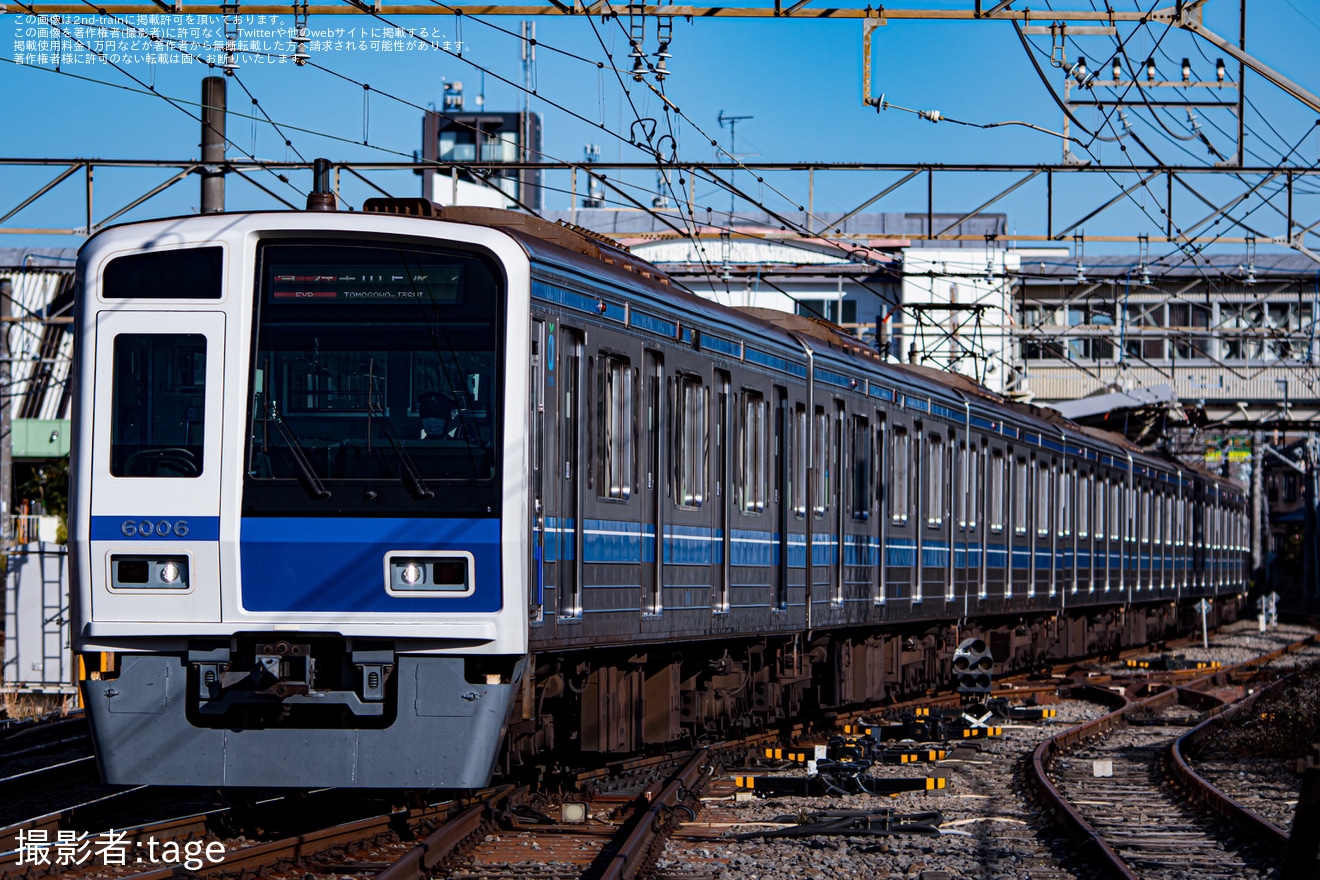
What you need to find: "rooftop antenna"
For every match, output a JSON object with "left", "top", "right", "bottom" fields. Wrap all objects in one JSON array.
[{"left": 717, "top": 110, "right": 753, "bottom": 219}]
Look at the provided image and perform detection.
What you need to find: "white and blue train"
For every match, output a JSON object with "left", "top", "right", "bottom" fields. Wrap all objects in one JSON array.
[{"left": 71, "top": 196, "right": 1249, "bottom": 789}]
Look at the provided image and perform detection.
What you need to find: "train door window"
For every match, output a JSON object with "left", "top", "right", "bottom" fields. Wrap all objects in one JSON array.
[
  {"left": 1057, "top": 464, "right": 1070, "bottom": 538},
  {"left": 1140, "top": 489, "right": 1151, "bottom": 544},
  {"left": 891, "top": 427, "right": 909, "bottom": 524},
  {"left": 790, "top": 404, "right": 808, "bottom": 518},
  {"left": 111, "top": 333, "right": 207, "bottom": 477},
  {"left": 956, "top": 442, "right": 967, "bottom": 529},
  {"left": 965, "top": 443, "right": 980, "bottom": 530},
  {"left": 595, "top": 354, "right": 634, "bottom": 501},
  {"left": 1035, "top": 460, "right": 1051, "bottom": 538},
  {"left": 988, "top": 450, "right": 1004, "bottom": 533},
  {"left": 739, "top": 391, "right": 768, "bottom": 514},
  {"left": 927, "top": 433, "right": 944, "bottom": 527},
  {"left": 1078, "top": 471, "right": 1090, "bottom": 539},
  {"left": 675, "top": 374, "right": 708, "bottom": 508},
  {"left": 1176, "top": 497, "right": 1186, "bottom": 547},
  {"left": 850, "top": 414, "right": 870, "bottom": 521},
  {"left": 1152, "top": 491, "right": 1163, "bottom": 546},
  {"left": 1012, "top": 456, "right": 1028, "bottom": 535},
  {"left": 812, "top": 407, "right": 829, "bottom": 518},
  {"left": 1094, "top": 477, "right": 1105, "bottom": 542},
  {"left": 1112, "top": 482, "right": 1124, "bottom": 541}
]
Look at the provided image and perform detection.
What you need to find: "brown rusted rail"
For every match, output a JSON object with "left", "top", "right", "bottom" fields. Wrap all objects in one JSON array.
[
  {"left": 598, "top": 749, "right": 710, "bottom": 880},
  {"left": 1168, "top": 663, "right": 1312, "bottom": 851},
  {"left": 374, "top": 801, "right": 493, "bottom": 880},
  {"left": 1030, "top": 634, "right": 1318, "bottom": 880}
]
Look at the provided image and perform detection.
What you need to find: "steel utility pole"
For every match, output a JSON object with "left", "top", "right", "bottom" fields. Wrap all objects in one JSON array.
[
  {"left": 200, "top": 76, "right": 226, "bottom": 214},
  {"left": 0, "top": 279, "right": 12, "bottom": 552}
]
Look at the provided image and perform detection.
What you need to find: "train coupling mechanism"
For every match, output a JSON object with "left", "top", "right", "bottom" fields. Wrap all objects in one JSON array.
[{"left": 190, "top": 640, "right": 395, "bottom": 718}]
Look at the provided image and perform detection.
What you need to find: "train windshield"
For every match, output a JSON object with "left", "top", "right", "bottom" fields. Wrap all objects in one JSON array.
[{"left": 244, "top": 240, "right": 504, "bottom": 516}]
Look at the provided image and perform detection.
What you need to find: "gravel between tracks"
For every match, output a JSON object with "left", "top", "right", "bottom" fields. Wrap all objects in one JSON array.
[{"left": 658, "top": 619, "right": 1316, "bottom": 880}]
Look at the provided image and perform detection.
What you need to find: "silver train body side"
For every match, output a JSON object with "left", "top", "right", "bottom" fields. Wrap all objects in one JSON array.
[{"left": 70, "top": 206, "right": 1249, "bottom": 788}]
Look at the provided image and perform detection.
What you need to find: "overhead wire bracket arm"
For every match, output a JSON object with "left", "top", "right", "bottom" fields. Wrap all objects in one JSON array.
[{"left": 1176, "top": 10, "right": 1320, "bottom": 114}]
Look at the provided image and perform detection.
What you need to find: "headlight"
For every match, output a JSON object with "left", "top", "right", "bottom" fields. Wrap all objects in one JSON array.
[
  {"left": 111, "top": 555, "right": 189, "bottom": 590},
  {"left": 386, "top": 552, "right": 473, "bottom": 596}
]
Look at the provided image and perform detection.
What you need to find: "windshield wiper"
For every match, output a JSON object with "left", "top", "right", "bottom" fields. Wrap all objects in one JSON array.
[
  {"left": 267, "top": 402, "right": 332, "bottom": 500},
  {"left": 369, "top": 402, "right": 434, "bottom": 500}
]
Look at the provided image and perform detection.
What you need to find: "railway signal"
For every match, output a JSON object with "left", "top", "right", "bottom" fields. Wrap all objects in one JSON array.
[{"left": 951, "top": 638, "right": 994, "bottom": 698}]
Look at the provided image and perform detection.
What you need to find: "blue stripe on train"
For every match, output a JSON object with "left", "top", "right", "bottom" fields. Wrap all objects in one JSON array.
[{"left": 239, "top": 517, "right": 502, "bottom": 613}]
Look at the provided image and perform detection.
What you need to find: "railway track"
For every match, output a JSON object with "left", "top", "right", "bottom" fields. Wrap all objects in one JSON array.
[
  {"left": 3, "top": 623, "right": 1315, "bottom": 879},
  {"left": 1032, "top": 633, "right": 1320, "bottom": 880}
]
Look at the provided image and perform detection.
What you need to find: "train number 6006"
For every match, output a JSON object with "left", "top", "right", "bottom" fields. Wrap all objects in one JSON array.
[{"left": 120, "top": 519, "right": 189, "bottom": 538}]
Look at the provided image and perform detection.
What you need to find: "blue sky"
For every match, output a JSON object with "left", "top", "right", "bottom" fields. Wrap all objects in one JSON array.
[{"left": 2, "top": 1, "right": 1317, "bottom": 256}]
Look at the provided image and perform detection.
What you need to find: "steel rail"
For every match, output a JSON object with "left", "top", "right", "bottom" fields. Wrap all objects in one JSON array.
[
  {"left": 373, "top": 800, "right": 495, "bottom": 880},
  {"left": 1030, "top": 634, "right": 1318, "bottom": 880},
  {"left": 598, "top": 749, "right": 710, "bottom": 880},
  {"left": 1168, "top": 663, "right": 1316, "bottom": 851}
]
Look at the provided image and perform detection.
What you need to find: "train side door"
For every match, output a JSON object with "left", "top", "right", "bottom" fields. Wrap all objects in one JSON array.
[
  {"left": 88, "top": 311, "right": 226, "bottom": 623},
  {"left": 773, "top": 385, "right": 789, "bottom": 611},
  {"left": 713, "top": 370, "right": 731, "bottom": 613},
  {"left": 529, "top": 319, "right": 546, "bottom": 624},
  {"left": 559, "top": 327, "right": 584, "bottom": 620},
  {"left": 641, "top": 350, "right": 664, "bottom": 615}
]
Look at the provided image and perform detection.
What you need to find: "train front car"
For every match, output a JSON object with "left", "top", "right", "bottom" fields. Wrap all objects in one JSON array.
[{"left": 71, "top": 211, "right": 531, "bottom": 788}]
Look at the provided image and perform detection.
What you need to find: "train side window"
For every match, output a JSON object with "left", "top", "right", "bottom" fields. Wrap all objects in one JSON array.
[
  {"left": 1152, "top": 491, "right": 1163, "bottom": 545},
  {"left": 988, "top": 450, "right": 1004, "bottom": 533},
  {"left": 812, "top": 407, "right": 829, "bottom": 519},
  {"left": 891, "top": 427, "right": 909, "bottom": 524},
  {"left": 1035, "top": 460, "right": 1051, "bottom": 538},
  {"left": 675, "top": 374, "right": 708, "bottom": 508},
  {"left": 739, "top": 391, "right": 768, "bottom": 514},
  {"left": 596, "top": 354, "right": 634, "bottom": 501},
  {"left": 110, "top": 333, "right": 206, "bottom": 478},
  {"left": 1012, "top": 456, "right": 1028, "bottom": 535},
  {"left": 927, "top": 433, "right": 944, "bottom": 527},
  {"left": 102, "top": 247, "right": 223, "bottom": 300},
  {"left": 850, "top": 414, "right": 870, "bottom": 521}
]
